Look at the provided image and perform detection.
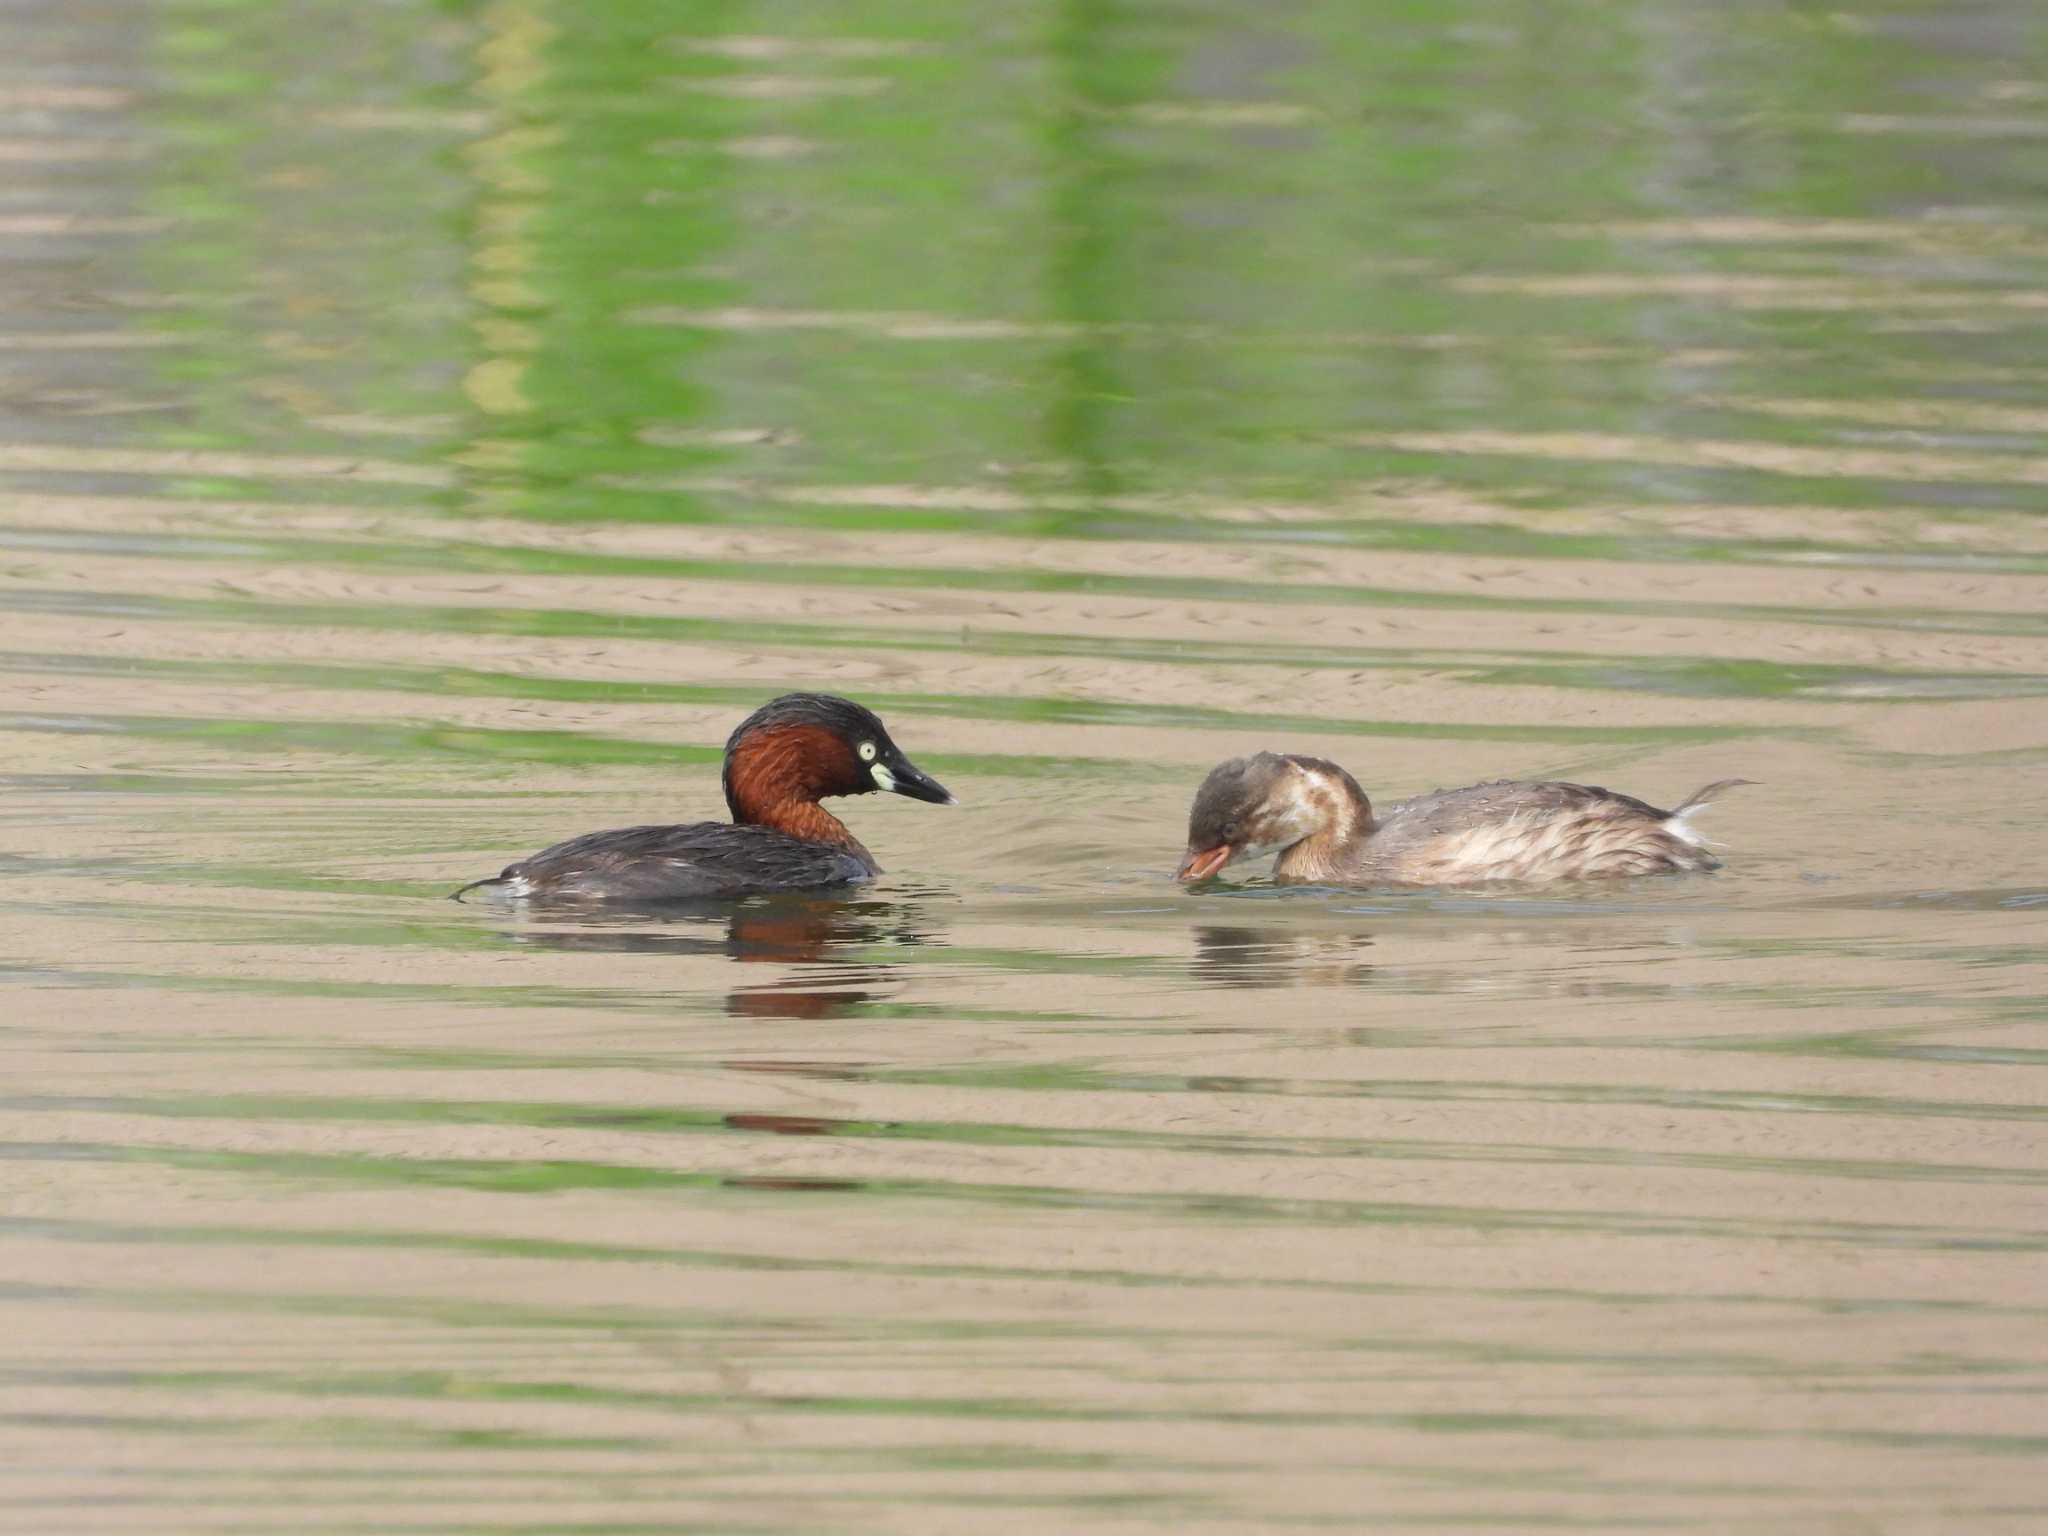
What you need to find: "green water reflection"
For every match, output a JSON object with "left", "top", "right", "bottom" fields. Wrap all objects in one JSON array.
[{"left": 137, "top": 0, "right": 2048, "bottom": 531}]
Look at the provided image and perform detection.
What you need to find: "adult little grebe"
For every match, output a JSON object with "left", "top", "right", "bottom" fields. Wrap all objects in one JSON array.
[
  {"left": 454, "top": 692, "right": 953, "bottom": 903},
  {"left": 1178, "top": 752, "right": 1747, "bottom": 886}
]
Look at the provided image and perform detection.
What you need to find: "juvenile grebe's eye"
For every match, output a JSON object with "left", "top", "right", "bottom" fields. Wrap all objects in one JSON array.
[
  {"left": 1222, "top": 820, "right": 1241, "bottom": 842},
  {"left": 858, "top": 740, "right": 878, "bottom": 762}
]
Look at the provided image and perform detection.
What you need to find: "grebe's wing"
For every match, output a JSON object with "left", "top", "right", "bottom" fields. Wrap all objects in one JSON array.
[
  {"left": 1370, "top": 777, "right": 1748, "bottom": 877},
  {"left": 484, "top": 822, "right": 873, "bottom": 902},
  {"left": 1379, "top": 779, "right": 1671, "bottom": 838}
]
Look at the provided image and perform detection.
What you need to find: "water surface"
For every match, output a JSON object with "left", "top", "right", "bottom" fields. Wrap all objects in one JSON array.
[{"left": 3, "top": 1, "right": 2047, "bottom": 1531}]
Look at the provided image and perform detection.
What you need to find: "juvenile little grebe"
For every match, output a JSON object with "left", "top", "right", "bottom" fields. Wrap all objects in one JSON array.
[
  {"left": 1178, "top": 753, "right": 1747, "bottom": 887},
  {"left": 454, "top": 692, "right": 953, "bottom": 903}
]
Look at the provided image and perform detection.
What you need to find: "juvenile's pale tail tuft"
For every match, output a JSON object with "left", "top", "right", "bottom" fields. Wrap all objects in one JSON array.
[{"left": 1665, "top": 778, "right": 1755, "bottom": 847}]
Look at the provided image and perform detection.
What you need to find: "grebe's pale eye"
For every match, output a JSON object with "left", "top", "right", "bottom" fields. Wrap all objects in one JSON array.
[{"left": 859, "top": 741, "right": 878, "bottom": 762}]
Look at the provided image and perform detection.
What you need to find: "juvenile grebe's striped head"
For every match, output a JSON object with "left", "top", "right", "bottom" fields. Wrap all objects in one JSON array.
[
  {"left": 1178, "top": 752, "right": 1369, "bottom": 882},
  {"left": 722, "top": 693, "right": 954, "bottom": 823}
]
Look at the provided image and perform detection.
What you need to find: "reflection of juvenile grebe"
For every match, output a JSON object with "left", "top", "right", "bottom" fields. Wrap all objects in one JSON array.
[
  {"left": 454, "top": 693, "right": 953, "bottom": 903},
  {"left": 1180, "top": 753, "right": 1747, "bottom": 886},
  {"left": 1193, "top": 925, "right": 1375, "bottom": 990}
]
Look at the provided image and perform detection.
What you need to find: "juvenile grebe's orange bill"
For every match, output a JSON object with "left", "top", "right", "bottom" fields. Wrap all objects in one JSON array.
[{"left": 1177, "top": 844, "right": 1233, "bottom": 882}]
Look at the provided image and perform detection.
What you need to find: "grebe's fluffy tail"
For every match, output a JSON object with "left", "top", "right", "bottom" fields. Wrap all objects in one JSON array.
[{"left": 1665, "top": 778, "right": 1755, "bottom": 847}]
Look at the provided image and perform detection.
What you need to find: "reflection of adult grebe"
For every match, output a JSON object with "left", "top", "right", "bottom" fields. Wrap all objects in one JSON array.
[
  {"left": 1179, "top": 753, "right": 1748, "bottom": 886},
  {"left": 497, "top": 894, "right": 937, "bottom": 1020},
  {"left": 453, "top": 693, "right": 953, "bottom": 903},
  {"left": 721, "top": 899, "right": 912, "bottom": 1020}
]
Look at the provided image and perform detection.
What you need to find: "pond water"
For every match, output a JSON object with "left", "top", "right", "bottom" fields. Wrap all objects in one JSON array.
[{"left": 4, "top": 1, "right": 2047, "bottom": 1531}]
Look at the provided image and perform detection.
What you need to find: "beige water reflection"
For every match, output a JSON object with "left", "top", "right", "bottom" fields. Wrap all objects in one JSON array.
[{"left": 4, "top": 0, "right": 2048, "bottom": 1532}]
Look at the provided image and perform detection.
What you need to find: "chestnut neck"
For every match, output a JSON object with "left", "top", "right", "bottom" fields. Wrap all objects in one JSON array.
[
  {"left": 751, "top": 797, "right": 871, "bottom": 858},
  {"left": 723, "top": 726, "right": 876, "bottom": 867}
]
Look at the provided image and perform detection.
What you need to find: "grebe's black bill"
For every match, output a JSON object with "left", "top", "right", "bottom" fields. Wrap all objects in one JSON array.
[{"left": 872, "top": 754, "right": 954, "bottom": 806}]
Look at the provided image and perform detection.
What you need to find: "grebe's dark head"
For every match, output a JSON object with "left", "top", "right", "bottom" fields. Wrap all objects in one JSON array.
[
  {"left": 1177, "top": 752, "right": 1368, "bottom": 882},
  {"left": 723, "top": 693, "right": 954, "bottom": 822}
]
